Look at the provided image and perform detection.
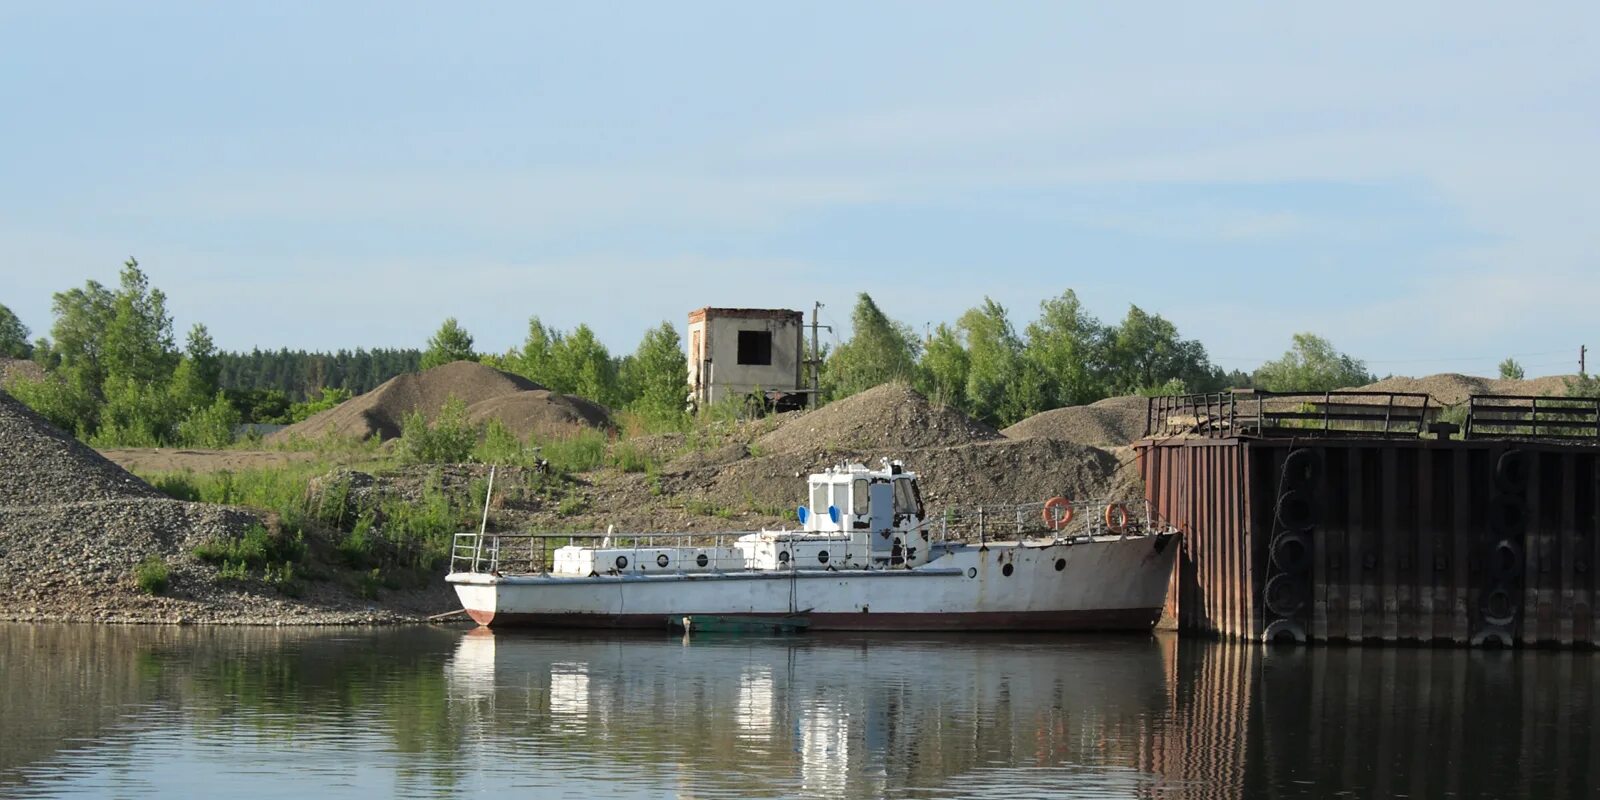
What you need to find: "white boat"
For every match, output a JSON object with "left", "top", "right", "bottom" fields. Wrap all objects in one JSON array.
[{"left": 447, "top": 460, "right": 1180, "bottom": 631}]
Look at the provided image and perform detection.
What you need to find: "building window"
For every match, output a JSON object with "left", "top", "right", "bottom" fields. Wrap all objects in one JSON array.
[{"left": 737, "top": 330, "right": 772, "bottom": 365}]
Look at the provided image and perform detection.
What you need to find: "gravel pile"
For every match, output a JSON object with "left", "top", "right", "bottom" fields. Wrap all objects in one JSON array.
[
  {"left": 754, "top": 383, "right": 1003, "bottom": 455},
  {"left": 0, "top": 390, "right": 162, "bottom": 505},
  {"left": 1002, "top": 395, "right": 1149, "bottom": 446},
  {"left": 270, "top": 360, "right": 612, "bottom": 443},
  {"left": 691, "top": 437, "right": 1124, "bottom": 517},
  {"left": 465, "top": 390, "right": 614, "bottom": 440},
  {"left": 0, "top": 389, "right": 447, "bottom": 624},
  {"left": 1351, "top": 373, "right": 1576, "bottom": 406}
]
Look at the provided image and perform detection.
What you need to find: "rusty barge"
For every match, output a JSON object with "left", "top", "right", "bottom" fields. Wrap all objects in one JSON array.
[{"left": 1139, "top": 390, "right": 1600, "bottom": 647}]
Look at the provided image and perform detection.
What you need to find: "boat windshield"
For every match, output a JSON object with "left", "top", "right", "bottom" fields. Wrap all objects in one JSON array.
[
  {"left": 810, "top": 481, "right": 829, "bottom": 516},
  {"left": 893, "top": 478, "right": 922, "bottom": 517}
]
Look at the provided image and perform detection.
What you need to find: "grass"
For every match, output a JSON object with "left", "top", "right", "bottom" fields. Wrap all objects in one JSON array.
[
  {"left": 683, "top": 498, "right": 734, "bottom": 519},
  {"left": 135, "top": 557, "right": 169, "bottom": 595},
  {"left": 607, "top": 440, "right": 653, "bottom": 473}
]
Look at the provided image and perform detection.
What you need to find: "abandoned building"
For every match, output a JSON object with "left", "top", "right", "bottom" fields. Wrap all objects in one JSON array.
[{"left": 687, "top": 307, "right": 807, "bottom": 410}]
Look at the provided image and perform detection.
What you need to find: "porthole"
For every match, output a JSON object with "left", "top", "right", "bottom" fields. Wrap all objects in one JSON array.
[
  {"left": 1002, "top": 563, "right": 1015, "bottom": 577},
  {"left": 818, "top": 550, "right": 830, "bottom": 564},
  {"left": 656, "top": 553, "right": 670, "bottom": 568},
  {"left": 967, "top": 567, "right": 977, "bottom": 578},
  {"left": 778, "top": 550, "right": 791, "bottom": 563},
  {"left": 696, "top": 553, "right": 709, "bottom": 568},
  {"left": 1054, "top": 558, "right": 1065, "bottom": 572},
  {"left": 615, "top": 555, "right": 629, "bottom": 570}
]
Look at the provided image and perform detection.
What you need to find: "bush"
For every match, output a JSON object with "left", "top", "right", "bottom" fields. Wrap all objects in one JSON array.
[
  {"left": 398, "top": 397, "right": 476, "bottom": 464},
  {"left": 608, "top": 440, "right": 654, "bottom": 473},
  {"left": 193, "top": 523, "right": 304, "bottom": 569},
  {"left": 542, "top": 428, "right": 607, "bottom": 474},
  {"left": 135, "top": 557, "right": 169, "bottom": 595},
  {"left": 176, "top": 392, "right": 241, "bottom": 448}
]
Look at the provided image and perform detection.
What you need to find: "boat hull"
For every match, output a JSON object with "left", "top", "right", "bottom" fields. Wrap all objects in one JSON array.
[{"left": 450, "top": 534, "right": 1179, "bottom": 632}]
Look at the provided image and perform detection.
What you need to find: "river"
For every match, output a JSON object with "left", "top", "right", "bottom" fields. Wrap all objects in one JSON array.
[{"left": 1, "top": 624, "right": 1594, "bottom": 798}]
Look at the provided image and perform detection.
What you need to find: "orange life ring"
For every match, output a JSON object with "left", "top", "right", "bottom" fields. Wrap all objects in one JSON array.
[
  {"left": 1103, "top": 503, "right": 1130, "bottom": 534},
  {"left": 1043, "top": 496, "right": 1073, "bottom": 530}
]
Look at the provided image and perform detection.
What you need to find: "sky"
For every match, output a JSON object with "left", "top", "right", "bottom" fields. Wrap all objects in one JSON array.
[{"left": 1, "top": 2, "right": 1596, "bottom": 378}]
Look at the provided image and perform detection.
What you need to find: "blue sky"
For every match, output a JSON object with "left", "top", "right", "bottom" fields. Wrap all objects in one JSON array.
[{"left": 2, "top": 2, "right": 1596, "bottom": 377}]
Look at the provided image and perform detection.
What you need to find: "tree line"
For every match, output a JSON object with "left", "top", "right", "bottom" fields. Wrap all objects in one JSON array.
[
  {"left": 1, "top": 257, "right": 1405, "bottom": 447},
  {"left": 821, "top": 292, "right": 1378, "bottom": 428}
]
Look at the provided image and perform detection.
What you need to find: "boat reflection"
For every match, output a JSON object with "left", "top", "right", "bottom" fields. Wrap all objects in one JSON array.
[{"left": 443, "top": 629, "right": 1172, "bottom": 798}]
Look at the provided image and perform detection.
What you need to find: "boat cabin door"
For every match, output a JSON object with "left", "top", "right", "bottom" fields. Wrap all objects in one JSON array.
[{"left": 868, "top": 480, "right": 895, "bottom": 561}]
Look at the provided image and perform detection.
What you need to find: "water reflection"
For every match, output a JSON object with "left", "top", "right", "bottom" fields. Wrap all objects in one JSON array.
[{"left": 2, "top": 623, "right": 1598, "bottom": 798}]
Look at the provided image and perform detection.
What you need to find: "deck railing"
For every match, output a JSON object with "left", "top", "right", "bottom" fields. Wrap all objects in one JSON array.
[
  {"left": 1464, "top": 395, "right": 1600, "bottom": 442},
  {"left": 450, "top": 497, "right": 1167, "bottom": 576},
  {"left": 1146, "top": 390, "right": 1434, "bottom": 440}
]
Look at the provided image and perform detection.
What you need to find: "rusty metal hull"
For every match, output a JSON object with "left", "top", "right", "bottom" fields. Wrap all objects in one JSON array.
[{"left": 1138, "top": 437, "right": 1600, "bottom": 647}]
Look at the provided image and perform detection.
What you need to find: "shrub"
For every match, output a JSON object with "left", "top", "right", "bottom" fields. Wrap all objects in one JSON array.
[
  {"left": 608, "top": 440, "right": 653, "bottom": 473},
  {"left": 135, "top": 557, "right": 169, "bottom": 595},
  {"left": 398, "top": 396, "right": 476, "bottom": 464},
  {"left": 542, "top": 428, "right": 607, "bottom": 474},
  {"left": 193, "top": 523, "right": 304, "bottom": 569},
  {"left": 176, "top": 392, "right": 240, "bottom": 448}
]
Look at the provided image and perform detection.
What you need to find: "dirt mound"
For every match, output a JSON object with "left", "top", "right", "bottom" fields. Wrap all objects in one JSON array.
[
  {"left": 754, "top": 383, "right": 1003, "bottom": 455},
  {"left": 0, "top": 390, "right": 161, "bottom": 507},
  {"left": 465, "top": 390, "right": 614, "bottom": 440},
  {"left": 1352, "top": 373, "right": 1577, "bottom": 406},
  {"left": 269, "top": 361, "right": 547, "bottom": 443},
  {"left": 690, "top": 438, "right": 1124, "bottom": 517},
  {"left": 1002, "top": 395, "right": 1149, "bottom": 446}
]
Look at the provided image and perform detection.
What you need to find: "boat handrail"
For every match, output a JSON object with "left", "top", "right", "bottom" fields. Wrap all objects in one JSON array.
[{"left": 449, "top": 496, "right": 1172, "bottom": 576}]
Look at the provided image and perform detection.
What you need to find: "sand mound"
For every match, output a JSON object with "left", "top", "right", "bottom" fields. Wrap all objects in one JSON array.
[
  {"left": 697, "top": 438, "right": 1124, "bottom": 516},
  {"left": 0, "top": 390, "right": 161, "bottom": 507},
  {"left": 1002, "top": 395, "right": 1149, "bottom": 446},
  {"left": 1352, "top": 373, "right": 1576, "bottom": 407},
  {"left": 755, "top": 383, "right": 1003, "bottom": 455},
  {"left": 465, "top": 390, "right": 614, "bottom": 440},
  {"left": 269, "top": 361, "right": 549, "bottom": 442}
]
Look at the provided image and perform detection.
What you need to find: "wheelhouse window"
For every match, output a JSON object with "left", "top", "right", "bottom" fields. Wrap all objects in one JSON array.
[
  {"left": 852, "top": 478, "right": 870, "bottom": 518},
  {"left": 893, "top": 479, "right": 922, "bottom": 517},
  {"left": 736, "top": 330, "right": 773, "bottom": 365}
]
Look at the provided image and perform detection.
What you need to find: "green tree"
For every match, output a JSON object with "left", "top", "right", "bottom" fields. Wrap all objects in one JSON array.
[
  {"left": 421, "top": 317, "right": 477, "bottom": 369},
  {"left": 512, "top": 317, "right": 563, "bottom": 388},
  {"left": 13, "top": 259, "right": 182, "bottom": 440},
  {"left": 170, "top": 324, "right": 221, "bottom": 410},
  {"left": 1499, "top": 357, "right": 1526, "bottom": 380},
  {"left": 1105, "top": 305, "right": 1219, "bottom": 394},
  {"left": 553, "top": 324, "right": 620, "bottom": 406},
  {"left": 0, "top": 303, "right": 30, "bottom": 358},
  {"left": 916, "top": 323, "right": 970, "bottom": 412},
  {"left": 823, "top": 293, "right": 920, "bottom": 400},
  {"left": 1023, "top": 289, "right": 1109, "bottom": 407},
  {"left": 1253, "top": 333, "right": 1374, "bottom": 392},
  {"left": 626, "top": 321, "right": 689, "bottom": 424},
  {"left": 958, "top": 298, "right": 1038, "bottom": 426}
]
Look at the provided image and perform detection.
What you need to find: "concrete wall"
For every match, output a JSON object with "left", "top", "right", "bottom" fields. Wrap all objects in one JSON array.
[{"left": 688, "top": 309, "right": 804, "bottom": 406}]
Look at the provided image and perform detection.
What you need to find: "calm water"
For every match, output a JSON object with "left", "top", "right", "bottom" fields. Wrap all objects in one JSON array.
[{"left": 1, "top": 625, "right": 1596, "bottom": 799}]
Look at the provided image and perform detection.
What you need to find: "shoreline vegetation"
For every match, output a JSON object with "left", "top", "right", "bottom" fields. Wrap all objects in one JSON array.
[{"left": 1, "top": 262, "right": 1589, "bottom": 626}]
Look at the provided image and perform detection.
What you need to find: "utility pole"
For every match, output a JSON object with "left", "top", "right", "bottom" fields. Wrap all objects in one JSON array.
[
  {"left": 809, "top": 302, "right": 830, "bottom": 407},
  {"left": 1582, "top": 345, "right": 1588, "bottom": 375}
]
